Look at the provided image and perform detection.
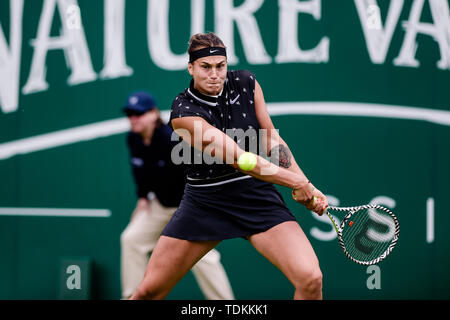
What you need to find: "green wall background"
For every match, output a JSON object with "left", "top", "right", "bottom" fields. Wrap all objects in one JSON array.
[{"left": 1, "top": 0, "right": 449, "bottom": 299}]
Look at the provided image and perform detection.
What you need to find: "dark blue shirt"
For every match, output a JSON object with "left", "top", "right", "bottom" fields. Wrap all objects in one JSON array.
[
  {"left": 169, "top": 70, "right": 261, "bottom": 186},
  {"left": 126, "top": 124, "right": 185, "bottom": 207}
]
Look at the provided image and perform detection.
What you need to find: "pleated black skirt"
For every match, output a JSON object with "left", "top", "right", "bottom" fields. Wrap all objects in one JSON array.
[{"left": 161, "top": 176, "right": 297, "bottom": 241}]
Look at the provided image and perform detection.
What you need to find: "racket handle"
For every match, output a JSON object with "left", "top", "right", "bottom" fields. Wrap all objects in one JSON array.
[{"left": 313, "top": 196, "right": 329, "bottom": 214}]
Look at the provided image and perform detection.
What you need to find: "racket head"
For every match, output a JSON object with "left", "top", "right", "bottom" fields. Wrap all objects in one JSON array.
[{"left": 326, "top": 204, "right": 400, "bottom": 266}]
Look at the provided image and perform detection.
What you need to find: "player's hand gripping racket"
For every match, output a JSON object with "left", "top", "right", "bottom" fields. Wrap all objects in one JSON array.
[{"left": 315, "top": 197, "right": 400, "bottom": 265}]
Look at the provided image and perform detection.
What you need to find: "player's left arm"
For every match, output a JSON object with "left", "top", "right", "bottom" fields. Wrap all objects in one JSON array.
[{"left": 254, "top": 80, "right": 302, "bottom": 174}]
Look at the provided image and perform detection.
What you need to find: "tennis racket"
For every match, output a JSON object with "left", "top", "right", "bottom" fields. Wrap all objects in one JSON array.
[{"left": 317, "top": 198, "right": 400, "bottom": 265}]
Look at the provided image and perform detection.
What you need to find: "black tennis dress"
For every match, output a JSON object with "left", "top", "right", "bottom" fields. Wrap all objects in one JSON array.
[{"left": 161, "top": 70, "right": 296, "bottom": 240}]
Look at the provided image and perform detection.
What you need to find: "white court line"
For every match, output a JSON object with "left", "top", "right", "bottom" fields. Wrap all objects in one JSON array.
[
  {"left": 1, "top": 102, "right": 450, "bottom": 161},
  {"left": 0, "top": 207, "right": 111, "bottom": 217}
]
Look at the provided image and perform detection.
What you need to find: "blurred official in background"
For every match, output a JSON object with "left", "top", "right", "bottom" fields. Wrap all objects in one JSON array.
[{"left": 120, "top": 91, "right": 234, "bottom": 300}]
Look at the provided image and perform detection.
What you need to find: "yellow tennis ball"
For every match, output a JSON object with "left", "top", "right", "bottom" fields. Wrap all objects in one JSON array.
[{"left": 238, "top": 152, "right": 257, "bottom": 171}]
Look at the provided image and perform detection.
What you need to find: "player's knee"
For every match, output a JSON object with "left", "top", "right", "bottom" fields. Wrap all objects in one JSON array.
[
  {"left": 293, "top": 267, "right": 322, "bottom": 299},
  {"left": 301, "top": 270, "right": 322, "bottom": 299},
  {"left": 305, "top": 271, "right": 322, "bottom": 296}
]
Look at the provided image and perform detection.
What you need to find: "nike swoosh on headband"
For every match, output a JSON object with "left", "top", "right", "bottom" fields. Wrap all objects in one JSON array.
[{"left": 189, "top": 46, "right": 227, "bottom": 63}]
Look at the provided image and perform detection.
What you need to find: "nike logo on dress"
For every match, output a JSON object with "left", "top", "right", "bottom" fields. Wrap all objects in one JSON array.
[{"left": 230, "top": 94, "right": 240, "bottom": 105}]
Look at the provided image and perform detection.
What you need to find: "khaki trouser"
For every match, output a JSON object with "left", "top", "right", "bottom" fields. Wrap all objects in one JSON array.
[{"left": 120, "top": 197, "right": 235, "bottom": 300}]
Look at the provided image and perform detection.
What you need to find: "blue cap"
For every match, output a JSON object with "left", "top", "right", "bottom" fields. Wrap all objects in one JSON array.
[{"left": 123, "top": 91, "right": 157, "bottom": 114}]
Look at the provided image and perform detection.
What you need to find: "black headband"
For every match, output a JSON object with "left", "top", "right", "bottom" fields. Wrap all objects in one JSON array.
[{"left": 189, "top": 46, "right": 227, "bottom": 63}]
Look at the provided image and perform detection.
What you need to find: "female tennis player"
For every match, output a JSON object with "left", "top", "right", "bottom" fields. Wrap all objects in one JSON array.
[{"left": 131, "top": 32, "right": 328, "bottom": 300}]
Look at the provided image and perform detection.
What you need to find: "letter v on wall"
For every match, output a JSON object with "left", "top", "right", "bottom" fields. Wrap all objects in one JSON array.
[{"left": 354, "top": 0, "right": 404, "bottom": 64}]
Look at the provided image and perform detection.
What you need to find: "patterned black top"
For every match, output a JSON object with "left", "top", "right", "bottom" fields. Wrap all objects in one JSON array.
[{"left": 169, "top": 70, "right": 262, "bottom": 186}]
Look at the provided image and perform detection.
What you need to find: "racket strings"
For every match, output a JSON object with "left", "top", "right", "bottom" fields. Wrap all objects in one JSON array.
[{"left": 340, "top": 207, "right": 396, "bottom": 263}]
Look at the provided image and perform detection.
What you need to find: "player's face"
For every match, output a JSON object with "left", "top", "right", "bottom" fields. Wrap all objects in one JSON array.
[{"left": 188, "top": 55, "right": 227, "bottom": 96}]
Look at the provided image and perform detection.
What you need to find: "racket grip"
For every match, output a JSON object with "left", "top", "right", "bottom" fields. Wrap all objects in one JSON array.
[{"left": 313, "top": 196, "right": 329, "bottom": 214}]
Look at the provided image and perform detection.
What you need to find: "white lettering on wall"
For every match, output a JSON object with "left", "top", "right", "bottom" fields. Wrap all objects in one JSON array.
[
  {"left": 22, "top": 0, "right": 97, "bottom": 95},
  {"left": 426, "top": 197, "right": 434, "bottom": 243},
  {"left": 370, "top": 195, "right": 396, "bottom": 209},
  {"left": 147, "top": 0, "right": 205, "bottom": 70},
  {"left": 1, "top": 0, "right": 449, "bottom": 114},
  {"left": 394, "top": 0, "right": 450, "bottom": 69},
  {"left": 215, "top": 0, "right": 271, "bottom": 65},
  {"left": 0, "top": 0, "right": 23, "bottom": 113},
  {"left": 310, "top": 195, "right": 340, "bottom": 241},
  {"left": 276, "top": 0, "right": 329, "bottom": 63},
  {"left": 310, "top": 195, "right": 397, "bottom": 242},
  {"left": 355, "top": 0, "right": 404, "bottom": 64},
  {"left": 100, "top": 0, "right": 133, "bottom": 79}
]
